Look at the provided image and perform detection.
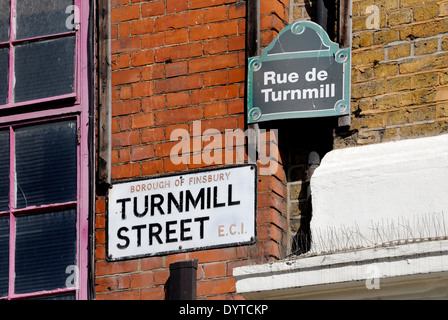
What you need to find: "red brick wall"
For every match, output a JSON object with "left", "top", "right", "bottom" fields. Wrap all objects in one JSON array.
[{"left": 95, "top": 0, "right": 289, "bottom": 300}]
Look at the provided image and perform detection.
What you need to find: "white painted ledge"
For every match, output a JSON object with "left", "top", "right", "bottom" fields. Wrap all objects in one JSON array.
[
  {"left": 235, "top": 135, "right": 448, "bottom": 300},
  {"left": 234, "top": 240, "right": 448, "bottom": 300}
]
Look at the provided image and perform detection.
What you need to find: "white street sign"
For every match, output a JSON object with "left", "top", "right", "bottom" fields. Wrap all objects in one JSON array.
[{"left": 107, "top": 165, "right": 257, "bottom": 261}]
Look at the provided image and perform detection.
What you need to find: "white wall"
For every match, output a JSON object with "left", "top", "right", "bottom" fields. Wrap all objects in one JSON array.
[{"left": 310, "top": 134, "right": 448, "bottom": 254}]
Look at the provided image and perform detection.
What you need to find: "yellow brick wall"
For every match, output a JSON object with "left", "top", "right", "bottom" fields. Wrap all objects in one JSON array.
[{"left": 292, "top": 0, "right": 448, "bottom": 147}]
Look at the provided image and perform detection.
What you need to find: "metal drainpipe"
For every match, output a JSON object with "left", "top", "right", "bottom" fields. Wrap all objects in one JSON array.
[
  {"left": 245, "top": 0, "right": 260, "bottom": 163},
  {"left": 97, "top": 0, "right": 112, "bottom": 191},
  {"left": 315, "top": 0, "right": 336, "bottom": 41},
  {"left": 88, "top": 0, "right": 96, "bottom": 300},
  {"left": 169, "top": 259, "right": 198, "bottom": 300}
]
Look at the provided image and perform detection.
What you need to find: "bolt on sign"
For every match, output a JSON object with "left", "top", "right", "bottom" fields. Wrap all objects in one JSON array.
[
  {"left": 107, "top": 165, "right": 257, "bottom": 261},
  {"left": 247, "top": 21, "right": 351, "bottom": 123}
]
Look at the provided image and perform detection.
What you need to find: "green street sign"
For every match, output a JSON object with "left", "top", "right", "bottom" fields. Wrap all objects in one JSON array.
[{"left": 247, "top": 21, "right": 351, "bottom": 123}]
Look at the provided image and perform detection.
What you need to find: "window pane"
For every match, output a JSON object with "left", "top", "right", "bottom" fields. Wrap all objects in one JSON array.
[
  {"left": 0, "top": 0, "right": 10, "bottom": 42},
  {"left": 15, "top": 120, "right": 77, "bottom": 209},
  {"left": 14, "top": 36, "right": 75, "bottom": 103},
  {"left": 0, "top": 131, "right": 9, "bottom": 212},
  {"left": 28, "top": 293, "right": 76, "bottom": 300},
  {"left": 0, "top": 216, "right": 9, "bottom": 298},
  {"left": 0, "top": 48, "right": 8, "bottom": 105},
  {"left": 16, "top": 0, "right": 74, "bottom": 40},
  {"left": 14, "top": 209, "right": 76, "bottom": 294}
]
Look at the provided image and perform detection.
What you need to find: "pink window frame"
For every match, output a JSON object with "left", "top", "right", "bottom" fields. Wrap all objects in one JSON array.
[
  {"left": 0, "top": 0, "right": 90, "bottom": 300},
  {"left": 0, "top": 0, "right": 83, "bottom": 110}
]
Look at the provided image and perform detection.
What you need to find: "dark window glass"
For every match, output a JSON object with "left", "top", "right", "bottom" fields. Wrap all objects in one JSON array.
[
  {"left": 14, "top": 209, "right": 76, "bottom": 294},
  {"left": 0, "top": 216, "right": 9, "bottom": 297},
  {"left": 14, "top": 36, "right": 75, "bottom": 103},
  {"left": 0, "top": 48, "right": 8, "bottom": 105},
  {"left": 28, "top": 292, "right": 76, "bottom": 300},
  {"left": 0, "top": 131, "right": 9, "bottom": 212},
  {"left": 15, "top": 120, "right": 77, "bottom": 209},
  {"left": 16, "top": 0, "right": 74, "bottom": 40},
  {"left": 0, "top": 0, "right": 10, "bottom": 42}
]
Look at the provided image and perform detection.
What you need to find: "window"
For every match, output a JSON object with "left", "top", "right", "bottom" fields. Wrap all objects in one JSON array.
[
  {"left": 0, "top": 119, "right": 79, "bottom": 299},
  {"left": 0, "top": 0, "right": 79, "bottom": 108},
  {"left": 0, "top": 0, "right": 90, "bottom": 300}
]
